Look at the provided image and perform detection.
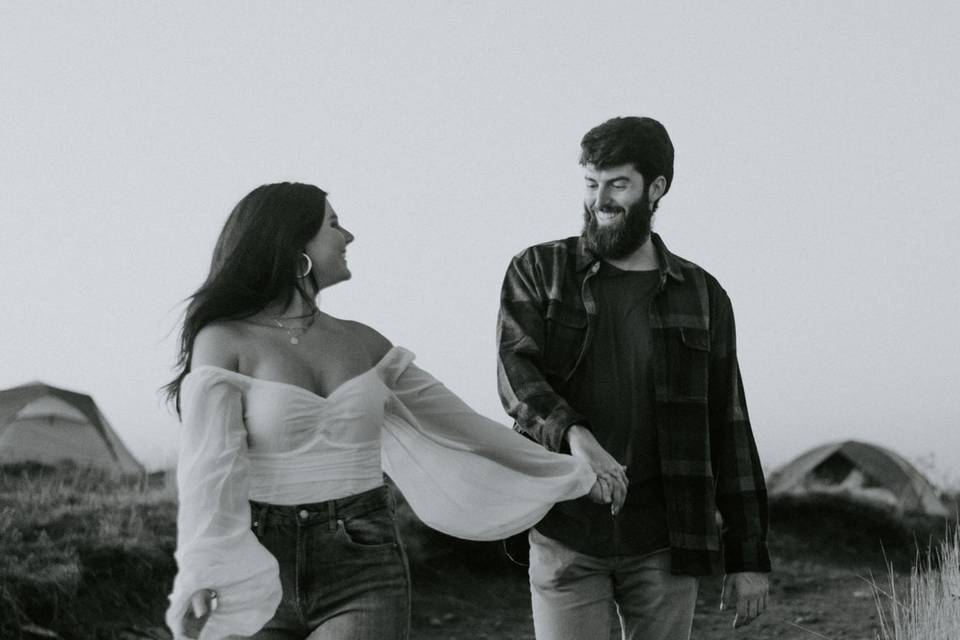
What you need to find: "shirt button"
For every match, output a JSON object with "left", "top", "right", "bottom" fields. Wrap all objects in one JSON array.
[{"left": 298, "top": 509, "right": 309, "bottom": 520}]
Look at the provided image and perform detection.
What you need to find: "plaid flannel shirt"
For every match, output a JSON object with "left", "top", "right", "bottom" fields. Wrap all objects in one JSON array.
[{"left": 496, "top": 233, "right": 770, "bottom": 576}]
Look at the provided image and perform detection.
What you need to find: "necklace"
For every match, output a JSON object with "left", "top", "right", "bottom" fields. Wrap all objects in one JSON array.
[{"left": 270, "top": 307, "right": 319, "bottom": 345}]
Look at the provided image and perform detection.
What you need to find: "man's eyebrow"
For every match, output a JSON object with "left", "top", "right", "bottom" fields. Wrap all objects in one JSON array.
[{"left": 585, "top": 175, "right": 631, "bottom": 183}]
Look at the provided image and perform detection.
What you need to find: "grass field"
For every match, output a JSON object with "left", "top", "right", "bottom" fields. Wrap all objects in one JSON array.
[
  {"left": 0, "top": 463, "right": 177, "bottom": 639},
  {"left": 1, "top": 464, "right": 957, "bottom": 640}
]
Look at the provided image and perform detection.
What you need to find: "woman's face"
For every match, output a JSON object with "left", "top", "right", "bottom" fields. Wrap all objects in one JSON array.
[{"left": 304, "top": 200, "right": 354, "bottom": 290}]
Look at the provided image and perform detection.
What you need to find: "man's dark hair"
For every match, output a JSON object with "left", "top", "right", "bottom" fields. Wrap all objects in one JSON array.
[{"left": 580, "top": 116, "right": 675, "bottom": 209}]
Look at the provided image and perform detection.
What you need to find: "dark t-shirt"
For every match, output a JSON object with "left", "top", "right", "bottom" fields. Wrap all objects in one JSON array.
[{"left": 534, "top": 262, "right": 670, "bottom": 557}]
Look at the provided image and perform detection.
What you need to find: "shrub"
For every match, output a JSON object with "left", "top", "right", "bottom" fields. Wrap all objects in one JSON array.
[{"left": 768, "top": 493, "right": 949, "bottom": 570}]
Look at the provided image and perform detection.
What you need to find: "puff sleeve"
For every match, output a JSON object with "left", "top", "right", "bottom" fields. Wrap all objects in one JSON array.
[
  {"left": 165, "top": 368, "right": 281, "bottom": 640},
  {"left": 379, "top": 348, "right": 596, "bottom": 540}
]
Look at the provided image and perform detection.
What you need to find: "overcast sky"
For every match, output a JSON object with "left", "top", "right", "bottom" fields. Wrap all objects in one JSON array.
[{"left": 2, "top": 2, "right": 958, "bottom": 484}]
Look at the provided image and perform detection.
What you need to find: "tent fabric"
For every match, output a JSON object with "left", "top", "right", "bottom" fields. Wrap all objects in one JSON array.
[
  {"left": 0, "top": 382, "right": 144, "bottom": 475},
  {"left": 767, "top": 440, "right": 948, "bottom": 517}
]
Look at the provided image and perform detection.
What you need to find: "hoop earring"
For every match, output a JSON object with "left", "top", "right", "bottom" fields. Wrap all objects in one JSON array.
[{"left": 297, "top": 253, "right": 313, "bottom": 279}]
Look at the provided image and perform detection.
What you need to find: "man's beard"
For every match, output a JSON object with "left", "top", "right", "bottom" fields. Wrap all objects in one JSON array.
[{"left": 581, "top": 192, "right": 653, "bottom": 260}]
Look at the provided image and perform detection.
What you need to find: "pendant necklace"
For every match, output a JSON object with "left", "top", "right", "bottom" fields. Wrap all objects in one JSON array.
[{"left": 270, "top": 307, "right": 319, "bottom": 345}]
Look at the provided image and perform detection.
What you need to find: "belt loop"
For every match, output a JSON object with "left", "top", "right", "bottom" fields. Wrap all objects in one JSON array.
[{"left": 327, "top": 499, "right": 337, "bottom": 532}]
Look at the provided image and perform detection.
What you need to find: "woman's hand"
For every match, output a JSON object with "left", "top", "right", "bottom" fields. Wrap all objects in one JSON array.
[
  {"left": 569, "top": 425, "right": 628, "bottom": 514},
  {"left": 588, "top": 476, "right": 610, "bottom": 503},
  {"left": 587, "top": 474, "right": 628, "bottom": 515},
  {"left": 182, "top": 588, "right": 218, "bottom": 639}
]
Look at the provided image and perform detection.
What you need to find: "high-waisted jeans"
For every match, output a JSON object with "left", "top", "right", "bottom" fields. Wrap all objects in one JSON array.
[{"left": 245, "top": 485, "right": 410, "bottom": 640}]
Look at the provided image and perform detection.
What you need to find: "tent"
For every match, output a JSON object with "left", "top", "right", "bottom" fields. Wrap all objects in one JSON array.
[
  {"left": 767, "top": 440, "right": 949, "bottom": 517},
  {"left": 0, "top": 382, "right": 144, "bottom": 476}
]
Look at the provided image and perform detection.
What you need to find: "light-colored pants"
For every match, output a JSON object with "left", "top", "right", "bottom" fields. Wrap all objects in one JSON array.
[{"left": 528, "top": 528, "right": 698, "bottom": 640}]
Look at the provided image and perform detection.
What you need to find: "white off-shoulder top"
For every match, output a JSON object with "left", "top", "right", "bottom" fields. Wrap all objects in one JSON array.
[{"left": 166, "top": 347, "right": 595, "bottom": 640}]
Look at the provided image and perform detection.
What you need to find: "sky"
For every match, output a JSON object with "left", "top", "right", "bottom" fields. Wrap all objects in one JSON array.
[{"left": 1, "top": 2, "right": 958, "bottom": 484}]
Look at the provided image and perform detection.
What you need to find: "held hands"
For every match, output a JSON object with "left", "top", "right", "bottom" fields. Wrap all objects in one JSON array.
[
  {"left": 720, "top": 572, "right": 769, "bottom": 628},
  {"left": 182, "top": 588, "right": 218, "bottom": 639},
  {"left": 567, "top": 425, "right": 628, "bottom": 515}
]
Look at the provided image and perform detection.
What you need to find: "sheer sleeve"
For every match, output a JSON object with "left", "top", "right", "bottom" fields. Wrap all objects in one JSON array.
[
  {"left": 379, "top": 348, "right": 595, "bottom": 541},
  {"left": 165, "top": 368, "right": 281, "bottom": 640}
]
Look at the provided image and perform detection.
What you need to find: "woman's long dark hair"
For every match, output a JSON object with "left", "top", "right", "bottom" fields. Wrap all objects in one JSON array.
[{"left": 164, "top": 182, "right": 327, "bottom": 413}]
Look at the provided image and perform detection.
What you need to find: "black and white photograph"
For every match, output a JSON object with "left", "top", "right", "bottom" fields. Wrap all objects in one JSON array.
[{"left": 1, "top": 2, "right": 958, "bottom": 639}]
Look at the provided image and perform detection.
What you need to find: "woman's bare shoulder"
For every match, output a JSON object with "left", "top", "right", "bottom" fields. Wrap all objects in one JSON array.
[
  {"left": 341, "top": 319, "right": 393, "bottom": 363},
  {"left": 192, "top": 321, "right": 247, "bottom": 371}
]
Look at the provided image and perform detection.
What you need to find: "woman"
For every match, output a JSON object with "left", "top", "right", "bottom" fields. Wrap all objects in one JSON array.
[{"left": 164, "top": 183, "right": 622, "bottom": 640}]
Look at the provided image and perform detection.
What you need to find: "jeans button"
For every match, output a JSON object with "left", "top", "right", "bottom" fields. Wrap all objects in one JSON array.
[{"left": 299, "top": 509, "right": 309, "bottom": 520}]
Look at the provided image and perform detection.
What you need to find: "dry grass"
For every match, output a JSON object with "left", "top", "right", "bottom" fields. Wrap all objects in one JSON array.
[
  {"left": 0, "top": 464, "right": 481, "bottom": 639},
  {"left": 0, "top": 463, "right": 177, "bottom": 639},
  {"left": 873, "top": 524, "right": 960, "bottom": 639}
]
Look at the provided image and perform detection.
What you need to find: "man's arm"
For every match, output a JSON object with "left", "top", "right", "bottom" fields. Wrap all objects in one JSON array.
[
  {"left": 708, "top": 283, "right": 771, "bottom": 626},
  {"left": 707, "top": 287, "right": 770, "bottom": 573},
  {"left": 496, "top": 251, "right": 586, "bottom": 453},
  {"left": 497, "top": 252, "right": 627, "bottom": 508}
]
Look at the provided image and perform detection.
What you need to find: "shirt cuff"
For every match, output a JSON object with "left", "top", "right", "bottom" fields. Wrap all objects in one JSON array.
[{"left": 722, "top": 539, "right": 772, "bottom": 574}]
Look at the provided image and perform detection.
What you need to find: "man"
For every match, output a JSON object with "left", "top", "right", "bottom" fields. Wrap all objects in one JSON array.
[{"left": 497, "top": 116, "right": 770, "bottom": 640}]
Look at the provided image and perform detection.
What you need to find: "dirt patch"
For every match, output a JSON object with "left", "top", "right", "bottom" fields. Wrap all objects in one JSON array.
[
  {"left": 408, "top": 557, "right": 887, "bottom": 640},
  {"left": 407, "top": 495, "right": 952, "bottom": 640}
]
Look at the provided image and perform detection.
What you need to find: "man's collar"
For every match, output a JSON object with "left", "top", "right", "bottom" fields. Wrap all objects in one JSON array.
[{"left": 576, "top": 233, "right": 685, "bottom": 282}]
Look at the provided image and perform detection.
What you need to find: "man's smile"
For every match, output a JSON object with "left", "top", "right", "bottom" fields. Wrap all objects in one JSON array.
[{"left": 595, "top": 208, "right": 625, "bottom": 226}]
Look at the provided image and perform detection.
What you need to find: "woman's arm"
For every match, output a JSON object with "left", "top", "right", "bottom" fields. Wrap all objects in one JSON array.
[
  {"left": 177, "top": 323, "right": 242, "bottom": 634},
  {"left": 379, "top": 351, "right": 597, "bottom": 541},
  {"left": 166, "top": 330, "right": 281, "bottom": 640}
]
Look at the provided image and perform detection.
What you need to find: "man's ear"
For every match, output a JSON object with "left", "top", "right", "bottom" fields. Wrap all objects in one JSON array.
[{"left": 648, "top": 175, "right": 667, "bottom": 207}]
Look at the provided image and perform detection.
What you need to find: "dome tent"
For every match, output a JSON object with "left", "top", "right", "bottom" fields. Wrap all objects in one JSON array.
[
  {"left": 0, "top": 382, "right": 144, "bottom": 476},
  {"left": 767, "top": 440, "right": 948, "bottom": 517}
]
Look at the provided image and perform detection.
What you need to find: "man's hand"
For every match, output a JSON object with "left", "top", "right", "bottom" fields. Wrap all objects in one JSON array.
[
  {"left": 720, "top": 572, "right": 768, "bottom": 628},
  {"left": 567, "top": 425, "right": 628, "bottom": 514},
  {"left": 588, "top": 476, "right": 620, "bottom": 507}
]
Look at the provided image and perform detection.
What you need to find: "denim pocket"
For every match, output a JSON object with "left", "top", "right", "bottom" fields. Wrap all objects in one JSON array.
[{"left": 337, "top": 504, "right": 398, "bottom": 549}]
